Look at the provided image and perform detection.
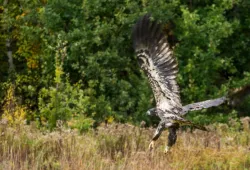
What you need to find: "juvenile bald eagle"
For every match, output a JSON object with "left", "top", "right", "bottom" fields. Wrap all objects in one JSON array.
[{"left": 132, "top": 14, "right": 226, "bottom": 153}]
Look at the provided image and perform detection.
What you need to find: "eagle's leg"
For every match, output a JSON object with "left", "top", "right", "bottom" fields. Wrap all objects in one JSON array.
[
  {"left": 165, "top": 126, "right": 178, "bottom": 154},
  {"left": 149, "top": 121, "right": 165, "bottom": 151}
]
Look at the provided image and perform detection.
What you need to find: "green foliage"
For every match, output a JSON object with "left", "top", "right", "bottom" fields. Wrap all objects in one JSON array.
[
  {"left": 67, "top": 114, "right": 94, "bottom": 133},
  {"left": 1, "top": 84, "right": 27, "bottom": 125},
  {"left": 38, "top": 79, "right": 90, "bottom": 129},
  {"left": 187, "top": 109, "right": 240, "bottom": 126},
  {"left": 1, "top": 0, "right": 250, "bottom": 128},
  {"left": 176, "top": 3, "right": 239, "bottom": 102}
]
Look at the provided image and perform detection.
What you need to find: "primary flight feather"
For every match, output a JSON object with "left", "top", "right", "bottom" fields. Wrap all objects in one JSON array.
[{"left": 132, "top": 14, "right": 182, "bottom": 115}]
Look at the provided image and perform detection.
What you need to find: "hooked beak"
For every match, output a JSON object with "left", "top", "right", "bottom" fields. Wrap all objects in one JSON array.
[{"left": 146, "top": 110, "right": 152, "bottom": 116}]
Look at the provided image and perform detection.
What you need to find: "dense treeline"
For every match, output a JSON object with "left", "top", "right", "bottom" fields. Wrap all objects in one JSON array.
[{"left": 0, "top": 0, "right": 250, "bottom": 129}]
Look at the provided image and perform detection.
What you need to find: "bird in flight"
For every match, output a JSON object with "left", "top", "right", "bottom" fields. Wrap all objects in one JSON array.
[{"left": 132, "top": 14, "right": 226, "bottom": 153}]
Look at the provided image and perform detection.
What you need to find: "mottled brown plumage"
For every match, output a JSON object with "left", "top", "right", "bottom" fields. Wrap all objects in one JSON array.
[{"left": 132, "top": 14, "right": 226, "bottom": 153}]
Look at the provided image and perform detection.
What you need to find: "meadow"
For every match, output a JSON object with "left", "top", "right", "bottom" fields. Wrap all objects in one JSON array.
[
  {"left": 1, "top": 119, "right": 250, "bottom": 170},
  {"left": 2, "top": 1, "right": 250, "bottom": 169}
]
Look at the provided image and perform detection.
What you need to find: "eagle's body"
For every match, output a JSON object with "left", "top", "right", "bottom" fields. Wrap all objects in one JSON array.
[{"left": 132, "top": 14, "right": 226, "bottom": 153}]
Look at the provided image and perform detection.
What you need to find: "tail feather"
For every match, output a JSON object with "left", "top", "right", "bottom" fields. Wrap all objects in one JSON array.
[
  {"left": 173, "top": 119, "right": 208, "bottom": 131},
  {"left": 192, "top": 123, "right": 208, "bottom": 131}
]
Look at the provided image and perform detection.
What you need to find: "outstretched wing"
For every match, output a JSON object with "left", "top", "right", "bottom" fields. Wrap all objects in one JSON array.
[
  {"left": 132, "top": 14, "right": 182, "bottom": 114},
  {"left": 181, "top": 96, "right": 227, "bottom": 116}
]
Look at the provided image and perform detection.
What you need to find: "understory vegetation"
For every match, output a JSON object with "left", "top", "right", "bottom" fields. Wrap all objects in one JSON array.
[
  {"left": 1, "top": 0, "right": 250, "bottom": 129},
  {"left": 1, "top": 122, "right": 250, "bottom": 170}
]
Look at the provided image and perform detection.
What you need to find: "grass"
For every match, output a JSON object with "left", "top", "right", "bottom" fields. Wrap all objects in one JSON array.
[{"left": 0, "top": 121, "right": 250, "bottom": 170}]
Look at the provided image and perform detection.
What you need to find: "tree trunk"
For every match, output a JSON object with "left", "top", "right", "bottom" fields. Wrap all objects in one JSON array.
[{"left": 6, "top": 38, "right": 15, "bottom": 74}]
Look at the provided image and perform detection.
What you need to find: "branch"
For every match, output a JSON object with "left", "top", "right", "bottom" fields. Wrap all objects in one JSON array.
[{"left": 6, "top": 38, "right": 15, "bottom": 73}]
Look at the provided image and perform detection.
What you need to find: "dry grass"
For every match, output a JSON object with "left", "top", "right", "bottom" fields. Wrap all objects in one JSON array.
[{"left": 0, "top": 121, "right": 250, "bottom": 170}]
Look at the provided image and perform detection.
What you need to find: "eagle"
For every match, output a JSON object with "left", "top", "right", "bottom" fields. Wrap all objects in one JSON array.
[{"left": 132, "top": 14, "right": 226, "bottom": 153}]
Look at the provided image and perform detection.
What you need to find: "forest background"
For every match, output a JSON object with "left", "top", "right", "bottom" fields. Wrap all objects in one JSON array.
[{"left": 1, "top": 0, "right": 250, "bottom": 130}]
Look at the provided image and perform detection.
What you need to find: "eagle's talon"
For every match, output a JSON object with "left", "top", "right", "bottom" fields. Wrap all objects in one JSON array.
[
  {"left": 149, "top": 141, "right": 155, "bottom": 151},
  {"left": 164, "top": 146, "right": 170, "bottom": 154}
]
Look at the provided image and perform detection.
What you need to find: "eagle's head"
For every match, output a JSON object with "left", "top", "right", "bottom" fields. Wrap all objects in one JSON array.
[{"left": 146, "top": 108, "right": 157, "bottom": 116}]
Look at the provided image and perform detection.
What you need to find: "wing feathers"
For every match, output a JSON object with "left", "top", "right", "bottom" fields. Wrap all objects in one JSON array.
[
  {"left": 181, "top": 96, "right": 227, "bottom": 115},
  {"left": 133, "top": 14, "right": 182, "bottom": 114}
]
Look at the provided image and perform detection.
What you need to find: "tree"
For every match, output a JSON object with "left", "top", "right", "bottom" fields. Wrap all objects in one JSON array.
[{"left": 0, "top": 0, "right": 250, "bottom": 128}]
